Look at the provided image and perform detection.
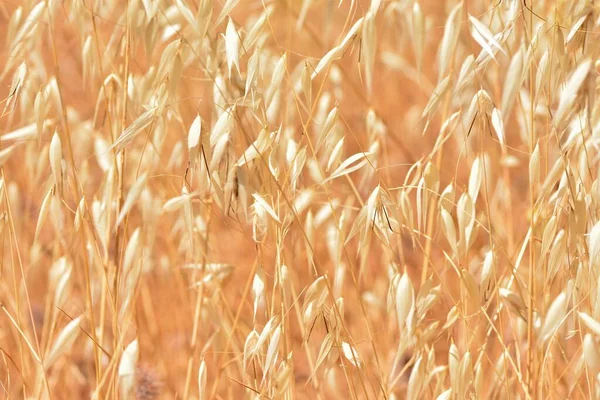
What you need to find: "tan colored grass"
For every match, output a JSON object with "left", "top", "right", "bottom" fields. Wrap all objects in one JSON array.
[{"left": 1, "top": 0, "right": 600, "bottom": 398}]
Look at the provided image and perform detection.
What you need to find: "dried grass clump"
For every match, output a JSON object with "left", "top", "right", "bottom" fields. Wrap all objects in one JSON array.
[{"left": 1, "top": 0, "right": 600, "bottom": 398}]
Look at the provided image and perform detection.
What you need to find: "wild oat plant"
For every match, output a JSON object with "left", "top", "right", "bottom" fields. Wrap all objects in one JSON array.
[{"left": 0, "top": 0, "right": 598, "bottom": 398}]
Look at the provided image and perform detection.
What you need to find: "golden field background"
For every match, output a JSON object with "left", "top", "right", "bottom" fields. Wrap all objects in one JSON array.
[{"left": 0, "top": 0, "right": 597, "bottom": 399}]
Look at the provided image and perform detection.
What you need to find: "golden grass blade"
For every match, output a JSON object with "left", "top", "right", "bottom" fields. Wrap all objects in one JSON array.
[
  {"left": 468, "top": 14, "right": 504, "bottom": 61},
  {"left": 583, "top": 334, "right": 600, "bottom": 376},
  {"left": 199, "top": 359, "right": 207, "bottom": 400},
  {"left": 578, "top": 312, "right": 600, "bottom": 337},
  {"left": 225, "top": 18, "right": 240, "bottom": 80},
  {"left": 111, "top": 106, "right": 158, "bottom": 152},
  {"left": 312, "top": 18, "right": 363, "bottom": 79},
  {"left": 340, "top": 342, "right": 361, "bottom": 368},
  {"left": 438, "top": 2, "right": 462, "bottom": 82},
  {"left": 10, "top": 2, "right": 45, "bottom": 54},
  {"left": 115, "top": 173, "right": 148, "bottom": 229},
  {"left": 49, "top": 131, "right": 62, "bottom": 192},
  {"left": 216, "top": 0, "right": 240, "bottom": 26},
  {"left": 43, "top": 316, "right": 82, "bottom": 370},
  {"left": 118, "top": 340, "right": 139, "bottom": 398},
  {"left": 539, "top": 292, "right": 568, "bottom": 346},
  {"left": 324, "top": 152, "right": 371, "bottom": 183}
]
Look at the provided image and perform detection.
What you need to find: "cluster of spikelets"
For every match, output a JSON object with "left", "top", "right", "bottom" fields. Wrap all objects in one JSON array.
[{"left": 2, "top": 0, "right": 600, "bottom": 398}]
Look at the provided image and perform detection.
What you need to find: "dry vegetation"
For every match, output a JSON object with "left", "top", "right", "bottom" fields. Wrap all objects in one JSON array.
[{"left": 1, "top": 0, "right": 600, "bottom": 398}]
